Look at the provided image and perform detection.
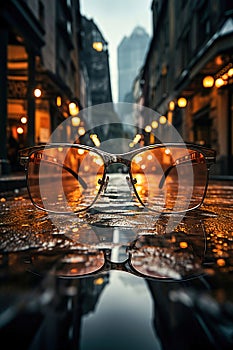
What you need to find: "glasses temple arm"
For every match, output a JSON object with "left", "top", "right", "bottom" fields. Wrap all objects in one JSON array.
[
  {"left": 35, "top": 159, "right": 88, "bottom": 190},
  {"left": 158, "top": 157, "right": 200, "bottom": 189}
]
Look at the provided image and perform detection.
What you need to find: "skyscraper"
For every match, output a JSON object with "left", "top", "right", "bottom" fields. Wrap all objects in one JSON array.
[{"left": 117, "top": 26, "right": 150, "bottom": 102}]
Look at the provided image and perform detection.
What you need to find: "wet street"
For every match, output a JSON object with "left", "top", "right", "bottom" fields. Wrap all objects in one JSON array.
[{"left": 0, "top": 175, "right": 233, "bottom": 349}]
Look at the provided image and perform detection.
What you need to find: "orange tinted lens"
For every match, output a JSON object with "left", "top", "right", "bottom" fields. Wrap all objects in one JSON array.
[
  {"left": 131, "top": 147, "right": 207, "bottom": 212},
  {"left": 27, "top": 146, "right": 105, "bottom": 212}
]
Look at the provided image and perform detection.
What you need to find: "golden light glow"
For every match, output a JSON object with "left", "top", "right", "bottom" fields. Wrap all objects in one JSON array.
[
  {"left": 222, "top": 74, "right": 228, "bottom": 80},
  {"left": 78, "top": 149, "right": 85, "bottom": 155},
  {"left": 179, "top": 241, "right": 188, "bottom": 249},
  {"left": 215, "top": 78, "right": 224, "bottom": 88},
  {"left": 56, "top": 96, "right": 62, "bottom": 107},
  {"left": 203, "top": 75, "right": 214, "bottom": 88},
  {"left": 20, "top": 116, "right": 27, "bottom": 124},
  {"left": 228, "top": 68, "right": 233, "bottom": 77},
  {"left": 94, "top": 277, "right": 104, "bottom": 285},
  {"left": 145, "top": 125, "right": 152, "bottom": 133},
  {"left": 90, "top": 134, "right": 101, "bottom": 147},
  {"left": 34, "top": 88, "right": 42, "bottom": 98},
  {"left": 169, "top": 100, "right": 175, "bottom": 111},
  {"left": 17, "top": 126, "right": 24, "bottom": 134},
  {"left": 165, "top": 148, "right": 171, "bottom": 155},
  {"left": 217, "top": 258, "right": 226, "bottom": 267},
  {"left": 93, "top": 41, "right": 103, "bottom": 52},
  {"left": 71, "top": 116, "right": 81, "bottom": 127},
  {"left": 177, "top": 97, "right": 187, "bottom": 108},
  {"left": 69, "top": 102, "right": 80, "bottom": 116},
  {"left": 78, "top": 127, "right": 85, "bottom": 136},
  {"left": 151, "top": 120, "right": 159, "bottom": 129},
  {"left": 133, "top": 134, "right": 142, "bottom": 143},
  {"left": 159, "top": 115, "right": 167, "bottom": 124}
]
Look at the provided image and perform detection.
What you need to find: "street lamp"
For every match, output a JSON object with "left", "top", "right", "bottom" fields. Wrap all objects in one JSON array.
[
  {"left": 159, "top": 115, "right": 167, "bottom": 124},
  {"left": 168, "top": 100, "right": 175, "bottom": 111},
  {"left": 71, "top": 116, "right": 80, "bottom": 127},
  {"left": 177, "top": 97, "right": 187, "bottom": 108},
  {"left": 203, "top": 76, "right": 215, "bottom": 88},
  {"left": 215, "top": 78, "right": 225, "bottom": 88},
  {"left": 34, "top": 88, "right": 42, "bottom": 98},
  {"left": 92, "top": 42, "right": 103, "bottom": 52},
  {"left": 20, "top": 116, "right": 27, "bottom": 124},
  {"left": 69, "top": 102, "right": 79, "bottom": 116}
]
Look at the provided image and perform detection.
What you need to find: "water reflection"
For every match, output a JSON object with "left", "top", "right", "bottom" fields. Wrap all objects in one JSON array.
[{"left": 0, "top": 181, "right": 233, "bottom": 348}]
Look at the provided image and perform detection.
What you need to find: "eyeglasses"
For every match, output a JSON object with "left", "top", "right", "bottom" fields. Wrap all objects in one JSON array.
[
  {"left": 19, "top": 143, "right": 216, "bottom": 215},
  {"left": 51, "top": 227, "right": 206, "bottom": 281}
]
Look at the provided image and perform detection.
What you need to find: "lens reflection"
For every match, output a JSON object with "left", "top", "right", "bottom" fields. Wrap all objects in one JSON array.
[
  {"left": 27, "top": 146, "right": 105, "bottom": 213},
  {"left": 129, "top": 232, "right": 205, "bottom": 280},
  {"left": 131, "top": 147, "right": 207, "bottom": 213},
  {"left": 55, "top": 250, "right": 105, "bottom": 277}
]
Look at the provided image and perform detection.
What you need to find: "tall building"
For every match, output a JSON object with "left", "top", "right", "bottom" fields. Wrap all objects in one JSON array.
[
  {"left": 117, "top": 26, "right": 150, "bottom": 102},
  {"left": 80, "top": 16, "right": 112, "bottom": 106}
]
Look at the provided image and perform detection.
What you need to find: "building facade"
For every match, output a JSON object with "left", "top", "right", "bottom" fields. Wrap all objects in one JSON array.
[
  {"left": 139, "top": 0, "right": 233, "bottom": 176},
  {"left": 80, "top": 16, "right": 112, "bottom": 107},
  {"left": 118, "top": 26, "right": 150, "bottom": 102},
  {"left": 0, "top": 0, "right": 83, "bottom": 174}
]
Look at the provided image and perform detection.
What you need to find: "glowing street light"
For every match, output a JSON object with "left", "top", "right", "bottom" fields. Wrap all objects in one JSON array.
[
  {"left": 159, "top": 115, "right": 167, "bottom": 124},
  {"left": 34, "top": 88, "right": 42, "bottom": 98},
  {"left": 168, "top": 100, "right": 175, "bottom": 111},
  {"left": 71, "top": 116, "right": 80, "bottom": 127},
  {"left": 93, "top": 42, "right": 103, "bottom": 52},
  {"left": 145, "top": 125, "right": 152, "bottom": 133},
  {"left": 20, "top": 116, "right": 27, "bottom": 124},
  {"left": 17, "top": 126, "right": 24, "bottom": 134},
  {"left": 177, "top": 97, "right": 187, "bottom": 108},
  {"left": 203, "top": 76, "right": 214, "bottom": 88},
  {"left": 215, "top": 78, "right": 224, "bottom": 88},
  {"left": 69, "top": 102, "right": 80, "bottom": 116}
]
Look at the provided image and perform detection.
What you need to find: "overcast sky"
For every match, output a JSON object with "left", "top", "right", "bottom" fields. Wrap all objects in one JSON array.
[{"left": 80, "top": 0, "right": 153, "bottom": 102}]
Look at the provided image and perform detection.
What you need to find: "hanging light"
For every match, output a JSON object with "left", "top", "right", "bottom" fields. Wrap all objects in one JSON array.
[
  {"left": 215, "top": 78, "right": 224, "bottom": 88},
  {"left": 71, "top": 116, "right": 80, "bottom": 127},
  {"left": 17, "top": 126, "right": 24, "bottom": 134},
  {"left": 20, "top": 116, "right": 27, "bottom": 124},
  {"left": 56, "top": 96, "right": 62, "bottom": 107},
  {"left": 145, "top": 125, "right": 152, "bottom": 133},
  {"left": 177, "top": 97, "right": 187, "bottom": 108},
  {"left": 151, "top": 120, "right": 159, "bottom": 129},
  {"left": 78, "top": 127, "right": 85, "bottom": 136},
  {"left": 159, "top": 115, "right": 167, "bottom": 124},
  {"left": 168, "top": 100, "right": 175, "bottom": 111},
  {"left": 92, "top": 42, "right": 103, "bottom": 52},
  {"left": 69, "top": 102, "right": 79, "bottom": 116},
  {"left": 203, "top": 76, "right": 214, "bottom": 88},
  {"left": 34, "top": 88, "right": 42, "bottom": 98},
  {"left": 228, "top": 68, "right": 233, "bottom": 77}
]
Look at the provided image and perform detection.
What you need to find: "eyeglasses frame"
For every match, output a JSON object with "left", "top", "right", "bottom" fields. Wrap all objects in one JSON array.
[{"left": 18, "top": 142, "right": 216, "bottom": 215}]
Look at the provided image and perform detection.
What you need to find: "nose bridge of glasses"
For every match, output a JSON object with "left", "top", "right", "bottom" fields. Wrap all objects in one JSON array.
[{"left": 103, "top": 153, "right": 131, "bottom": 168}]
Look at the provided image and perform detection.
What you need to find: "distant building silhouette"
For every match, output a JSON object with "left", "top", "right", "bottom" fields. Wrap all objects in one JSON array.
[{"left": 117, "top": 26, "right": 150, "bottom": 102}]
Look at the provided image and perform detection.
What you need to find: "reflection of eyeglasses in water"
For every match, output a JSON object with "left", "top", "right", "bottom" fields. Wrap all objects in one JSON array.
[
  {"left": 54, "top": 232, "right": 206, "bottom": 281},
  {"left": 19, "top": 143, "right": 216, "bottom": 214}
]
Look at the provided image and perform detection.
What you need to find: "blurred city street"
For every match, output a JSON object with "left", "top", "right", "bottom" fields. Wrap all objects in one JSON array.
[
  {"left": 0, "top": 175, "right": 233, "bottom": 349},
  {"left": 0, "top": 0, "right": 233, "bottom": 349}
]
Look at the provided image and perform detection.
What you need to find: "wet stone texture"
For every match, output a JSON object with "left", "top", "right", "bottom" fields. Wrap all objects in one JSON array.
[{"left": 0, "top": 177, "right": 233, "bottom": 349}]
